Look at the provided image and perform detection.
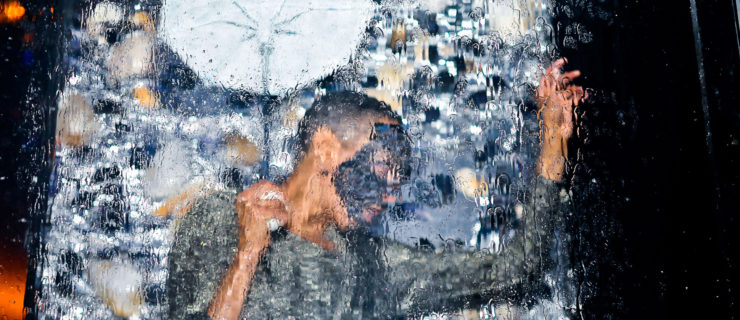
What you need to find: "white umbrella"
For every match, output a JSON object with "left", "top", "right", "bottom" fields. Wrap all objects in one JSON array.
[{"left": 159, "top": 0, "right": 375, "bottom": 95}]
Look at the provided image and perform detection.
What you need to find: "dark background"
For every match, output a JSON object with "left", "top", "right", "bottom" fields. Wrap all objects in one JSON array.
[
  {"left": 554, "top": 0, "right": 740, "bottom": 318},
  {"left": 1, "top": 0, "right": 739, "bottom": 318}
]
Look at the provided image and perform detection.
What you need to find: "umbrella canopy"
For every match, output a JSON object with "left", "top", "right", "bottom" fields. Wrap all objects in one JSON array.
[{"left": 159, "top": 0, "right": 375, "bottom": 95}]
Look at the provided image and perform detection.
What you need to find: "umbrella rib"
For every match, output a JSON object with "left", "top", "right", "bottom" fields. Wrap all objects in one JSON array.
[
  {"left": 274, "top": 9, "right": 312, "bottom": 28},
  {"left": 274, "top": 0, "right": 288, "bottom": 21},
  {"left": 274, "top": 29, "right": 298, "bottom": 36},
  {"left": 194, "top": 20, "right": 256, "bottom": 32},
  {"left": 272, "top": 6, "right": 359, "bottom": 29},
  {"left": 294, "top": 7, "right": 361, "bottom": 12},
  {"left": 232, "top": 1, "right": 259, "bottom": 26}
]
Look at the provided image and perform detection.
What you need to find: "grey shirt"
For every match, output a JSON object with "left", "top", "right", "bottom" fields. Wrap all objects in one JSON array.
[{"left": 167, "top": 178, "right": 560, "bottom": 319}]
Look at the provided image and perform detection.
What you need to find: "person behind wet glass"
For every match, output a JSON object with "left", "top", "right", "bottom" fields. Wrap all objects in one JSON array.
[
  {"left": 207, "top": 92, "right": 410, "bottom": 318},
  {"left": 168, "top": 59, "right": 586, "bottom": 319}
]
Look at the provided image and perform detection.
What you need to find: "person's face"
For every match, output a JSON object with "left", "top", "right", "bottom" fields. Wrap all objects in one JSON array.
[{"left": 332, "top": 123, "right": 407, "bottom": 227}]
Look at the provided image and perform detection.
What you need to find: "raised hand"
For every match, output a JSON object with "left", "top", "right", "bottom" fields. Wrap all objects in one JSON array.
[
  {"left": 536, "top": 58, "right": 588, "bottom": 181},
  {"left": 536, "top": 58, "right": 587, "bottom": 140}
]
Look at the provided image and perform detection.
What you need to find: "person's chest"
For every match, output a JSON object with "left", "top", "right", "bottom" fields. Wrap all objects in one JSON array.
[{"left": 242, "top": 229, "right": 399, "bottom": 319}]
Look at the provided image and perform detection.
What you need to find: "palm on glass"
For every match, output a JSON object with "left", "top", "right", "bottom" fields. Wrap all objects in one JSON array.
[{"left": 536, "top": 58, "right": 588, "bottom": 181}]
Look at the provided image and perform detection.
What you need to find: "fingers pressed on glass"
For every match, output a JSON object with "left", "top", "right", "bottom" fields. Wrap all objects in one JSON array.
[
  {"left": 567, "top": 85, "right": 586, "bottom": 106},
  {"left": 548, "top": 58, "right": 567, "bottom": 74},
  {"left": 561, "top": 70, "right": 581, "bottom": 87}
]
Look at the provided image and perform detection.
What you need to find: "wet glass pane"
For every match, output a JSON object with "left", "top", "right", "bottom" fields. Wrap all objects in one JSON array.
[{"left": 1, "top": 0, "right": 739, "bottom": 319}]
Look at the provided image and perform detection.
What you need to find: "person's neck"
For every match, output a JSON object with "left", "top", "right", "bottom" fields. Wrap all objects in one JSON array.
[{"left": 283, "top": 154, "right": 319, "bottom": 216}]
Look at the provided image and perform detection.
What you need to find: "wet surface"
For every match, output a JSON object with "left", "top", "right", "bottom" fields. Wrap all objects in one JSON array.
[{"left": 1, "top": 0, "right": 739, "bottom": 319}]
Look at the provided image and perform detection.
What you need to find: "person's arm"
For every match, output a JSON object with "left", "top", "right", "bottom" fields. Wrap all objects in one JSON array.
[
  {"left": 379, "top": 59, "right": 586, "bottom": 314},
  {"left": 208, "top": 181, "right": 289, "bottom": 320},
  {"left": 378, "top": 178, "right": 559, "bottom": 314},
  {"left": 207, "top": 230, "right": 269, "bottom": 319}
]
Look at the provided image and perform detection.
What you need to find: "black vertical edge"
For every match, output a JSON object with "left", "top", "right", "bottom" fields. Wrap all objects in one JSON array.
[{"left": 21, "top": 0, "right": 69, "bottom": 318}]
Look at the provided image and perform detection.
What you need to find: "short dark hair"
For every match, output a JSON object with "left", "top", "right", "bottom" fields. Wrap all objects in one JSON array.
[{"left": 295, "top": 91, "right": 402, "bottom": 160}]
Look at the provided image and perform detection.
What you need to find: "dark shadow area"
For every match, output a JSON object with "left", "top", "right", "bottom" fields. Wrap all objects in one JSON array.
[
  {"left": 553, "top": 0, "right": 740, "bottom": 318},
  {"left": 0, "top": 1, "right": 65, "bottom": 318}
]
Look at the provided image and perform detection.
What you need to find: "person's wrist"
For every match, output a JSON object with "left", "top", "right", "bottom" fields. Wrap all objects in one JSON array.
[
  {"left": 236, "top": 240, "right": 267, "bottom": 264},
  {"left": 238, "top": 225, "right": 270, "bottom": 252},
  {"left": 539, "top": 128, "right": 568, "bottom": 182},
  {"left": 540, "top": 136, "right": 563, "bottom": 154}
]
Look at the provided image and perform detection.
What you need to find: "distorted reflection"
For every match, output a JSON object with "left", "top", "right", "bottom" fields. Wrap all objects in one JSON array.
[{"left": 34, "top": 0, "right": 590, "bottom": 318}]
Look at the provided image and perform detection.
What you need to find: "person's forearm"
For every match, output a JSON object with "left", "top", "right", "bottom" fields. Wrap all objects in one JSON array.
[
  {"left": 207, "top": 245, "right": 264, "bottom": 320},
  {"left": 538, "top": 129, "right": 567, "bottom": 182}
]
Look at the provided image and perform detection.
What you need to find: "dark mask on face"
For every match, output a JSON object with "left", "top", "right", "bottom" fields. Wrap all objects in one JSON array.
[{"left": 332, "top": 123, "right": 410, "bottom": 232}]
